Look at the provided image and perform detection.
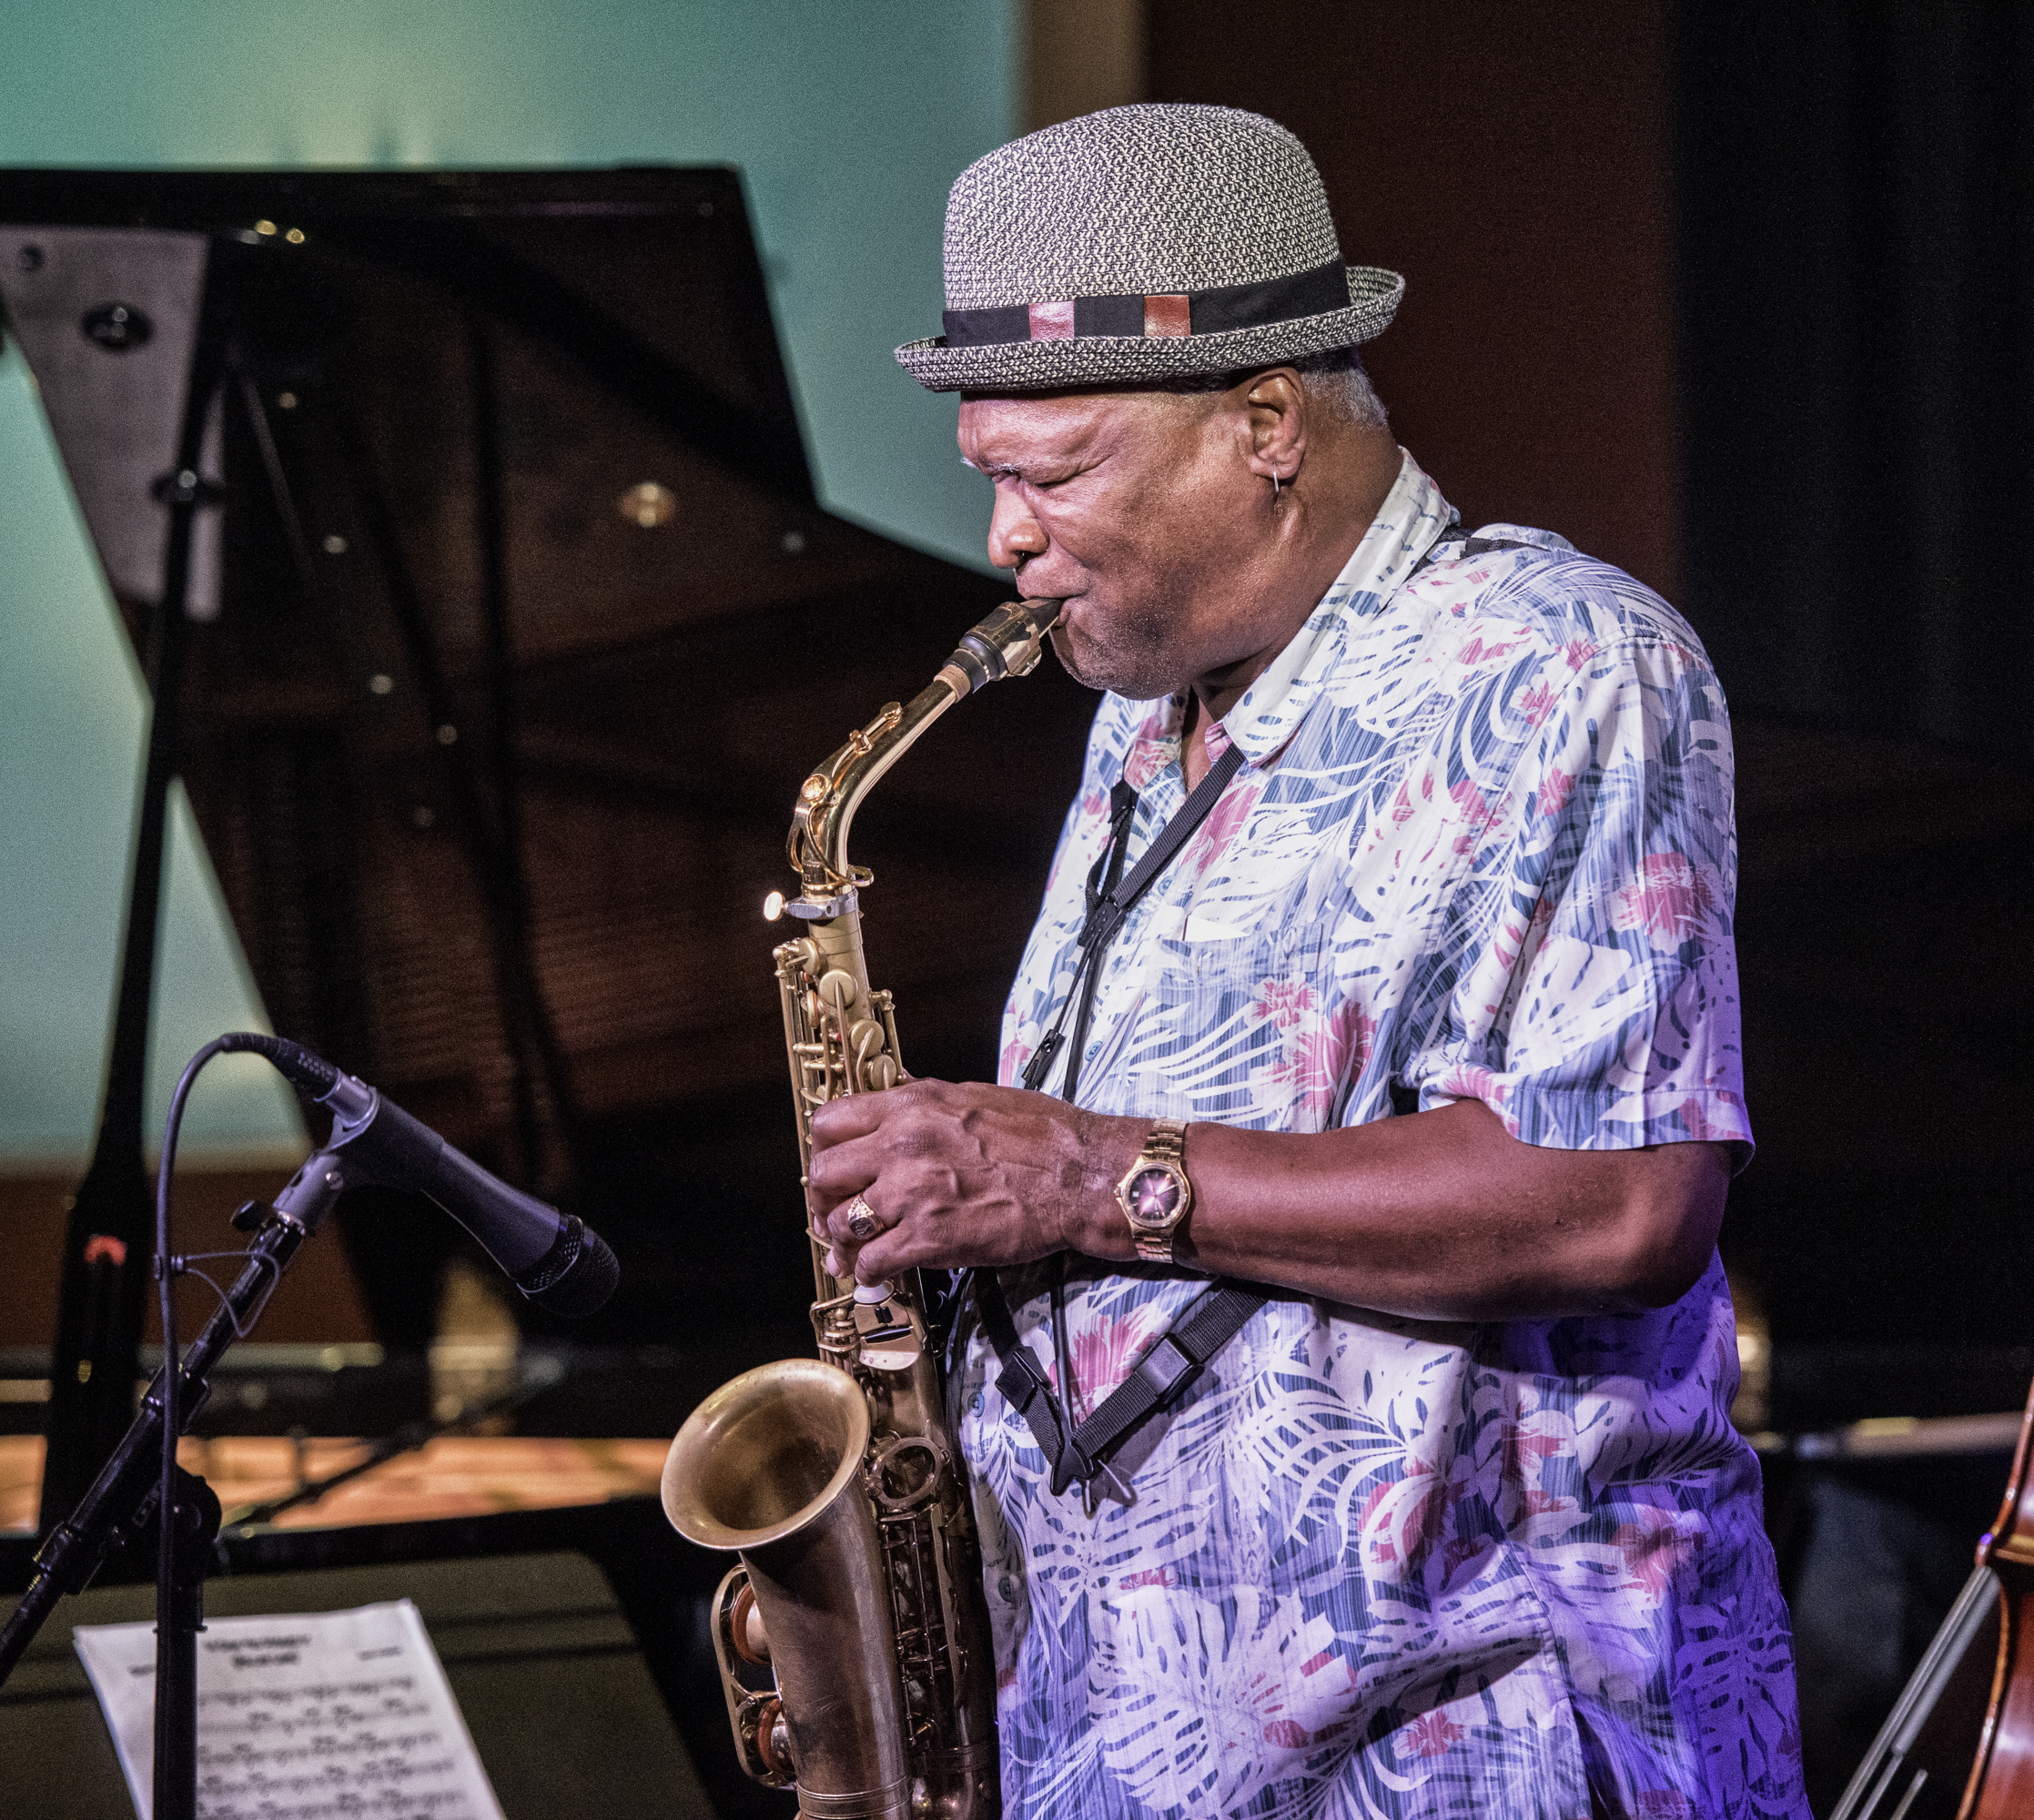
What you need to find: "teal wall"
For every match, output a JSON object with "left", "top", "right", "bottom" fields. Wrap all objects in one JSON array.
[{"left": 0, "top": 0, "right": 1014, "bottom": 1162}]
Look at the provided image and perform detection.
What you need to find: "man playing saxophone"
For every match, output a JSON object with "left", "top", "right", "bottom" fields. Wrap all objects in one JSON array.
[{"left": 807, "top": 106, "right": 1807, "bottom": 1819}]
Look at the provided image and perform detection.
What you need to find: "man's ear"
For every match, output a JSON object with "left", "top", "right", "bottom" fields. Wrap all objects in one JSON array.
[{"left": 1240, "top": 368, "right": 1307, "bottom": 487}]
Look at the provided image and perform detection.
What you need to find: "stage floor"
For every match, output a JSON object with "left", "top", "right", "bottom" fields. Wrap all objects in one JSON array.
[{"left": 0, "top": 1433, "right": 670, "bottom": 1532}]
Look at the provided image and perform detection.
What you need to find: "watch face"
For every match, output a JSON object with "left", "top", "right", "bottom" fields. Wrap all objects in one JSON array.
[{"left": 1124, "top": 1166, "right": 1182, "bottom": 1228}]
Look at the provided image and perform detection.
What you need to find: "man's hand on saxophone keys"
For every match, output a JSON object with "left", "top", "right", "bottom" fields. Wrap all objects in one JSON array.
[{"left": 805, "top": 1077, "right": 1138, "bottom": 1283}]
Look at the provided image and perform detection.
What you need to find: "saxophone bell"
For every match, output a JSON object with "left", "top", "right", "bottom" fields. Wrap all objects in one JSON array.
[{"left": 663, "top": 1360, "right": 911, "bottom": 1819}]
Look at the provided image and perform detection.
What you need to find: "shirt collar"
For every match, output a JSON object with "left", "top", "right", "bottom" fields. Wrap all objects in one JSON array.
[
  {"left": 1220, "top": 450, "right": 1456, "bottom": 766},
  {"left": 1114, "top": 451, "right": 1456, "bottom": 789}
]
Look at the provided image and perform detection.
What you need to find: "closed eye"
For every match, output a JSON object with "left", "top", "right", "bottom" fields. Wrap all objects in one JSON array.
[{"left": 967, "top": 460, "right": 1086, "bottom": 489}]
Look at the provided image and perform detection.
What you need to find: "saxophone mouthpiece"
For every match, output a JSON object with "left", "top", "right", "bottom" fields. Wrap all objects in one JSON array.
[{"left": 946, "top": 597, "right": 1066, "bottom": 694}]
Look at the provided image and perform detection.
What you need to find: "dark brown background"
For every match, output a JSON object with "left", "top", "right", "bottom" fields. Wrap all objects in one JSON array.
[{"left": 1150, "top": 0, "right": 1679, "bottom": 598}]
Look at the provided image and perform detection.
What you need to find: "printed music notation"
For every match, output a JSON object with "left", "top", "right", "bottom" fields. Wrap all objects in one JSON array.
[{"left": 72, "top": 1599, "right": 504, "bottom": 1820}]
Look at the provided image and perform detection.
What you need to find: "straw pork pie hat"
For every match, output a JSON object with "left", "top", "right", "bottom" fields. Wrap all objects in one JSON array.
[{"left": 897, "top": 104, "right": 1403, "bottom": 393}]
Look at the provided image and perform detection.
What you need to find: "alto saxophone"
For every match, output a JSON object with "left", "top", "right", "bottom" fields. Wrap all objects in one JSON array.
[{"left": 663, "top": 599, "right": 1063, "bottom": 1820}]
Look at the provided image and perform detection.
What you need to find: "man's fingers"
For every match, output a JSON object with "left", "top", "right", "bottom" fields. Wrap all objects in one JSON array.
[
  {"left": 807, "top": 1131, "right": 885, "bottom": 1201},
  {"left": 807, "top": 1088, "right": 897, "bottom": 1148},
  {"left": 848, "top": 1224, "right": 916, "bottom": 1284}
]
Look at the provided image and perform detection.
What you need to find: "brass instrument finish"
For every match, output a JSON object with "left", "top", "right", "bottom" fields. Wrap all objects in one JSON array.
[{"left": 664, "top": 598, "right": 1062, "bottom": 1820}]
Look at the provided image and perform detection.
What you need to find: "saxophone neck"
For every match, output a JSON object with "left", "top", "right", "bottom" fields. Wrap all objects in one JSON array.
[{"left": 774, "top": 598, "right": 1062, "bottom": 914}]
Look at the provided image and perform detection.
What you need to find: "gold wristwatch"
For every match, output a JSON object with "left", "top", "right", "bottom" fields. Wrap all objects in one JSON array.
[{"left": 1115, "top": 1118, "right": 1193, "bottom": 1264}]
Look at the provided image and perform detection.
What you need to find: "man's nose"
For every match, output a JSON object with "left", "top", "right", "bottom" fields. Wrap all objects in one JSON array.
[{"left": 987, "top": 485, "right": 1047, "bottom": 571}]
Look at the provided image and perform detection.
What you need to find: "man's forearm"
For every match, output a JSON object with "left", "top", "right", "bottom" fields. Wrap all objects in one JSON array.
[
  {"left": 1061, "top": 1099, "right": 1730, "bottom": 1322},
  {"left": 808, "top": 1083, "right": 1730, "bottom": 1323}
]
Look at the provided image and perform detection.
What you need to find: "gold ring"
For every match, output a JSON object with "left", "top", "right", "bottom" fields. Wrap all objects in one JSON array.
[{"left": 843, "top": 1195, "right": 880, "bottom": 1241}]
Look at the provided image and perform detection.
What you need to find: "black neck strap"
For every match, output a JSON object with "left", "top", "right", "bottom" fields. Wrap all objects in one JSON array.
[
  {"left": 992, "top": 734, "right": 1263, "bottom": 1502},
  {"left": 1020, "top": 738, "right": 1247, "bottom": 1101}
]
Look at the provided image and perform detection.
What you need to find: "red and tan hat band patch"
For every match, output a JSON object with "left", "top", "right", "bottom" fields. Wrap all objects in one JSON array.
[{"left": 943, "top": 259, "right": 1350, "bottom": 349}]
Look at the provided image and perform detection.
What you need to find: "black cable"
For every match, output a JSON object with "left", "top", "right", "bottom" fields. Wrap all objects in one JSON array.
[{"left": 152, "top": 1035, "right": 231, "bottom": 1774}]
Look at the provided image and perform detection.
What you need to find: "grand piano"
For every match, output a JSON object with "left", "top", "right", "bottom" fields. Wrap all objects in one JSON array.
[{"left": 0, "top": 167, "right": 1098, "bottom": 1816}]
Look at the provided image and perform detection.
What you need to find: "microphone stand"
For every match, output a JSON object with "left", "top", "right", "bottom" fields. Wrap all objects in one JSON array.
[{"left": 0, "top": 1149, "right": 349, "bottom": 1820}]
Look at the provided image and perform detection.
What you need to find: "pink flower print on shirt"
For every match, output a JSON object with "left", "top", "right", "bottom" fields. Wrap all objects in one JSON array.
[
  {"left": 1611, "top": 853, "right": 1720, "bottom": 953},
  {"left": 1675, "top": 1093, "right": 1746, "bottom": 1143},
  {"left": 1389, "top": 775, "right": 1422, "bottom": 826},
  {"left": 1499, "top": 1414, "right": 1567, "bottom": 1492},
  {"left": 1402, "top": 1709, "right": 1465, "bottom": 1760},
  {"left": 1456, "top": 634, "right": 1522, "bottom": 669},
  {"left": 1494, "top": 893, "right": 1559, "bottom": 975},
  {"left": 1517, "top": 680, "right": 1562, "bottom": 728},
  {"left": 1185, "top": 777, "right": 1260, "bottom": 875},
  {"left": 1447, "top": 779, "right": 1502, "bottom": 855},
  {"left": 1429, "top": 1064, "right": 1520, "bottom": 1135},
  {"left": 1613, "top": 1504, "right": 1707, "bottom": 1605},
  {"left": 1540, "top": 764, "right": 1576, "bottom": 821},
  {"left": 1120, "top": 713, "right": 1173, "bottom": 793},
  {"left": 998, "top": 1035, "right": 1033, "bottom": 1088},
  {"left": 1432, "top": 1064, "right": 1503, "bottom": 1102},
  {"left": 1233, "top": 1617, "right": 1360, "bottom": 1753},
  {"left": 1253, "top": 979, "right": 1317, "bottom": 1028},
  {"left": 1066, "top": 1303, "right": 1170, "bottom": 1418},
  {"left": 1359, "top": 1465, "right": 1448, "bottom": 1575},
  {"left": 1042, "top": 784, "right": 1110, "bottom": 898},
  {"left": 1259, "top": 992, "right": 1375, "bottom": 1125}
]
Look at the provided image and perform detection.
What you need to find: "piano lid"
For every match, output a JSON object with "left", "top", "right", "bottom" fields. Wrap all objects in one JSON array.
[{"left": 0, "top": 168, "right": 1094, "bottom": 1217}]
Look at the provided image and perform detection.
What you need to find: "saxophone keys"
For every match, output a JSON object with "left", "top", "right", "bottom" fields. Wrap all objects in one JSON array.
[
  {"left": 863, "top": 1055, "right": 898, "bottom": 1092},
  {"left": 774, "top": 936, "right": 822, "bottom": 973},
  {"left": 816, "top": 970, "right": 861, "bottom": 1013},
  {"left": 750, "top": 1696, "right": 794, "bottom": 1782},
  {"left": 728, "top": 1580, "right": 772, "bottom": 1665},
  {"left": 867, "top": 1434, "right": 946, "bottom": 1513},
  {"left": 853, "top": 1281, "right": 924, "bottom": 1371}
]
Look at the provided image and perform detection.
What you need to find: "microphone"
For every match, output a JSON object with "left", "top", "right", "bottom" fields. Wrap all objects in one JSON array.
[{"left": 221, "top": 1033, "right": 619, "bottom": 1318}]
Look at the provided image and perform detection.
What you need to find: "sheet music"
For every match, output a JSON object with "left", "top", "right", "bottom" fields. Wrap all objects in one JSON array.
[{"left": 72, "top": 1599, "right": 506, "bottom": 1820}]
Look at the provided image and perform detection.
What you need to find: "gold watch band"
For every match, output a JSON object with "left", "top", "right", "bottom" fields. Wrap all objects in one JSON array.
[{"left": 1131, "top": 1119, "right": 1189, "bottom": 1263}]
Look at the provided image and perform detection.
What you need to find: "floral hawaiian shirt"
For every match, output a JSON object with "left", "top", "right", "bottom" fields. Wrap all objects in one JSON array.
[{"left": 954, "top": 453, "right": 1806, "bottom": 1818}]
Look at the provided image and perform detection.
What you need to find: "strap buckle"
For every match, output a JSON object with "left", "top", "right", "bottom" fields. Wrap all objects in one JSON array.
[
  {"left": 973, "top": 1269, "right": 1268, "bottom": 1507},
  {"left": 1131, "top": 1333, "right": 1199, "bottom": 1400}
]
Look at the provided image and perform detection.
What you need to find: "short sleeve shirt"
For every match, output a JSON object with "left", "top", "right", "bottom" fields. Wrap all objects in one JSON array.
[{"left": 955, "top": 454, "right": 1806, "bottom": 1818}]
